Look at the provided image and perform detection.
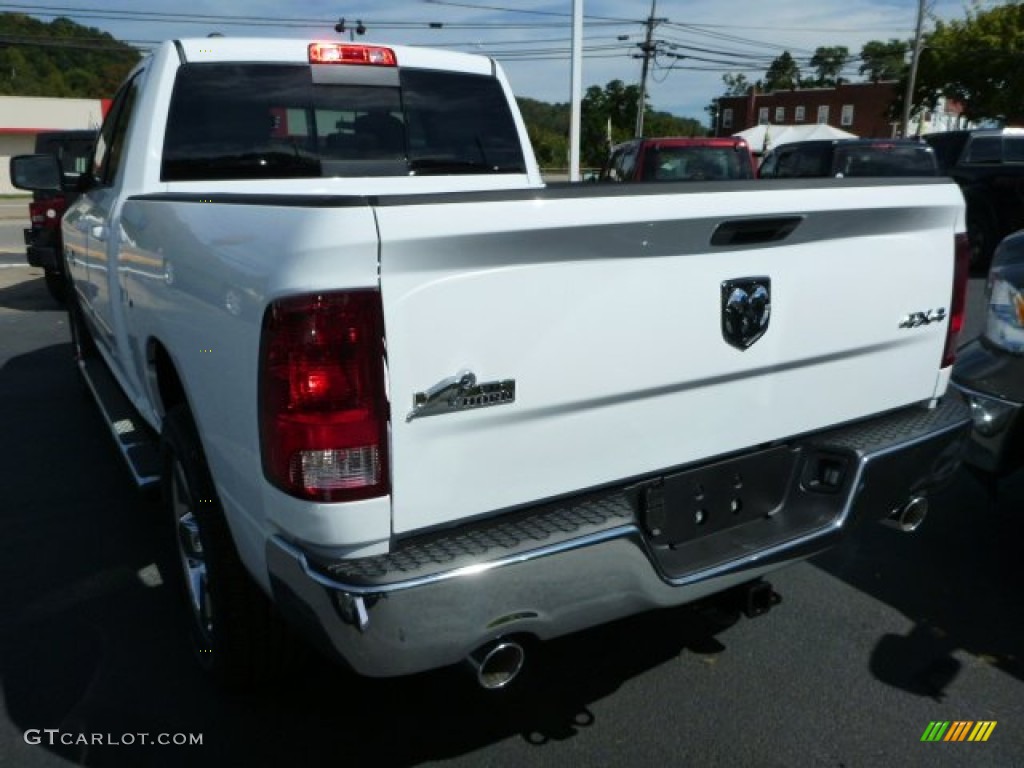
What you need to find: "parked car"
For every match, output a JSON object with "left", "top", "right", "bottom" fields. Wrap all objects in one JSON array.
[
  {"left": 923, "top": 128, "right": 1024, "bottom": 269},
  {"left": 19, "top": 129, "right": 96, "bottom": 302},
  {"left": 952, "top": 229, "right": 1024, "bottom": 476},
  {"left": 758, "top": 138, "right": 940, "bottom": 180},
  {"left": 600, "top": 137, "right": 756, "bottom": 182}
]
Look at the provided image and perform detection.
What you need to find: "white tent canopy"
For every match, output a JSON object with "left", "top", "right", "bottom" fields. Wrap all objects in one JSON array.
[{"left": 734, "top": 123, "right": 857, "bottom": 154}]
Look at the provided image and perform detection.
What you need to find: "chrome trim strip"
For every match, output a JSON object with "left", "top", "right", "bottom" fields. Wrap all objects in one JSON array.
[{"left": 272, "top": 524, "right": 637, "bottom": 597}]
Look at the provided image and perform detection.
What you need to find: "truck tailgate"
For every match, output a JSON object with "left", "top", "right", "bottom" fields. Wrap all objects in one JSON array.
[{"left": 377, "top": 181, "right": 963, "bottom": 534}]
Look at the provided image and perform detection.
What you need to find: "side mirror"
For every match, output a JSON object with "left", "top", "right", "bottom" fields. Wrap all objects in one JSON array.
[{"left": 10, "top": 154, "right": 63, "bottom": 193}]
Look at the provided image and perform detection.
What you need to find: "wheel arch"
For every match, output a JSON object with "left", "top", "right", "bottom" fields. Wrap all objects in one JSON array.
[{"left": 147, "top": 337, "right": 189, "bottom": 424}]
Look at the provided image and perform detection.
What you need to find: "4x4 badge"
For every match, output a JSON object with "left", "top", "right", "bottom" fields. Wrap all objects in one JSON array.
[{"left": 722, "top": 277, "right": 771, "bottom": 350}]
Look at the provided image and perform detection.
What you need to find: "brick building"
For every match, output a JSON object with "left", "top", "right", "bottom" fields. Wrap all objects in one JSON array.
[{"left": 714, "top": 81, "right": 902, "bottom": 139}]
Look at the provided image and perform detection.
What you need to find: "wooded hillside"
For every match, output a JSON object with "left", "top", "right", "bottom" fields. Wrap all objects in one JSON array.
[{"left": 0, "top": 13, "right": 139, "bottom": 98}]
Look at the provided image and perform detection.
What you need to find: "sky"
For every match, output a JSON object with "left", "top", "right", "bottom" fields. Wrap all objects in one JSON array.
[{"left": 2, "top": 0, "right": 991, "bottom": 125}]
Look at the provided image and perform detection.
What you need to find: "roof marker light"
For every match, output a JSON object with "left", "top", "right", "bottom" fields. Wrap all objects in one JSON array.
[{"left": 308, "top": 43, "right": 397, "bottom": 67}]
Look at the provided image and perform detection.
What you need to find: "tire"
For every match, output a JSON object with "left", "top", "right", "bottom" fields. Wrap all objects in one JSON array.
[
  {"left": 160, "top": 405, "right": 290, "bottom": 691},
  {"left": 43, "top": 268, "right": 67, "bottom": 305}
]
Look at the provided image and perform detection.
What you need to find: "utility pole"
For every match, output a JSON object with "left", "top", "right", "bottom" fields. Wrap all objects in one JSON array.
[
  {"left": 901, "top": 0, "right": 926, "bottom": 137},
  {"left": 634, "top": 0, "right": 662, "bottom": 138},
  {"left": 569, "top": 0, "right": 583, "bottom": 181}
]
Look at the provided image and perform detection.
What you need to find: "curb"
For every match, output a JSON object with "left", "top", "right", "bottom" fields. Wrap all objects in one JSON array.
[{"left": 0, "top": 200, "right": 29, "bottom": 221}]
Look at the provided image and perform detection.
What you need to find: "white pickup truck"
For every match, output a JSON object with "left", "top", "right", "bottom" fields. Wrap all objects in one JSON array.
[{"left": 12, "top": 37, "right": 972, "bottom": 690}]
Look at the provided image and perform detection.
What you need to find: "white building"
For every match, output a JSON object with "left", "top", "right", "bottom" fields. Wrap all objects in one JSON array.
[
  {"left": 909, "top": 96, "right": 974, "bottom": 136},
  {"left": 0, "top": 96, "right": 109, "bottom": 193}
]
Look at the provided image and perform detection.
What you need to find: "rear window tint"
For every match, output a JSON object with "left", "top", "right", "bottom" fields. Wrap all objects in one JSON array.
[
  {"left": 36, "top": 136, "right": 94, "bottom": 180},
  {"left": 1004, "top": 137, "right": 1024, "bottom": 163},
  {"left": 833, "top": 145, "right": 938, "bottom": 177},
  {"left": 162, "top": 63, "right": 526, "bottom": 181},
  {"left": 642, "top": 145, "right": 753, "bottom": 181},
  {"left": 763, "top": 144, "right": 830, "bottom": 178},
  {"left": 964, "top": 137, "right": 1002, "bottom": 164}
]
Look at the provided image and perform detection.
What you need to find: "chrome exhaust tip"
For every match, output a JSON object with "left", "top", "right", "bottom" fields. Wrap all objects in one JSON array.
[
  {"left": 883, "top": 495, "right": 929, "bottom": 532},
  {"left": 466, "top": 639, "right": 525, "bottom": 690}
]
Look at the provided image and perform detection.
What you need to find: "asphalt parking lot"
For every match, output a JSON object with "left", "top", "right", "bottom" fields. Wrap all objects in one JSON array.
[{"left": 0, "top": 217, "right": 1021, "bottom": 767}]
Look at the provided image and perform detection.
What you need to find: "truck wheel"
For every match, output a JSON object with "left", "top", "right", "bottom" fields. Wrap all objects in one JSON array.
[
  {"left": 43, "top": 269, "right": 67, "bottom": 305},
  {"left": 160, "top": 405, "right": 290, "bottom": 690}
]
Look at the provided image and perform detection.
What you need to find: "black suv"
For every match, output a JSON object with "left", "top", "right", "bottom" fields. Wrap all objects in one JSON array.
[
  {"left": 758, "top": 138, "right": 939, "bottom": 180},
  {"left": 923, "top": 129, "right": 1024, "bottom": 269},
  {"left": 952, "top": 229, "right": 1024, "bottom": 476}
]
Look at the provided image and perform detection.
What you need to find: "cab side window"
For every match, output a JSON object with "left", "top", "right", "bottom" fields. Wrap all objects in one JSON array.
[
  {"left": 600, "top": 147, "right": 625, "bottom": 181},
  {"left": 615, "top": 145, "right": 638, "bottom": 181},
  {"left": 91, "top": 73, "right": 141, "bottom": 188},
  {"left": 759, "top": 151, "right": 779, "bottom": 177},
  {"left": 764, "top": 147, "right": 801, "bottom": 178}
]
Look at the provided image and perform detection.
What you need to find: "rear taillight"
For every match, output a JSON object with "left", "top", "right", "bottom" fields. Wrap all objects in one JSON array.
[
  {"left": 259, "top": 291, "right": 389, "bottom": 502},
  {"left": 942, "top": 232, "right": 971, "bottom": 368},
  {"left": 29, "top": 197, "right": 65, "bottom": 229}
]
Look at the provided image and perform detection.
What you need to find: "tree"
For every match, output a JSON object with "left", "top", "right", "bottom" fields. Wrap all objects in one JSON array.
[
  {"left": 0, "top": 13, "right": 139, "bottom": 97},
  {"left": 808, "top": 46, "right": 849, "bottom": 87},
  {"left": 914, "top": 3, "right": 1024, "bottom": 124},
  {"left": 763, "top": 51, "right": 800, "bottom": 92},
  {"left": 859, "top": 39, "right": 909, "bottom": 82},
  {"left": 720, "top": 73, "right": 751, "bottom": 97},
  {"left": 643, "top": 110, "right": 704, "bottom": 140},
  {"left": 517, "top": 97, "right": 569, "bottom": 168},
  {"left": 580, "top": 80, "right": 640, "bottom": 166},
  {"left": 521, "top": 84, "right": 688, "bottom": 169}
]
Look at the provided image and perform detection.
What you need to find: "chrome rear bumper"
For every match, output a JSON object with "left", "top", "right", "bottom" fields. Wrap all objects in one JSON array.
[{"left": 267, "top": 395, "right": 969, "bottom": 678}]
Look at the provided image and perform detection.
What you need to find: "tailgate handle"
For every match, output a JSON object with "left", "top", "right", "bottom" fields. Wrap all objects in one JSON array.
[{"left": 710, "top": 216, "right": 803, "bottom": 247}]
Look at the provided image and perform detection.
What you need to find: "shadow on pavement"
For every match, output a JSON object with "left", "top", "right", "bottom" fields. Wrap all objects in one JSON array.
[
  {"left": 0, "top": 342, "right": 756, "bottom": 767},
  {"left": 0, "top": 269, "right": 59, "bottom": 312},
  {"left": 813, "top": 467, "right": 1024, "bottom": 699}
]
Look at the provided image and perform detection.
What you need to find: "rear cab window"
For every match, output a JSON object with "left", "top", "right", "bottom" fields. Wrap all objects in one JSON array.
[
  {"left": 760, "top": 143, "right": 830, "bottom": 178},
  {"left": 602, "top": 140, "right": 753, "bottom": 182},
  {"left": 161, "top": 63, "right": 526, "bottom": 181},
  {"left": 963, "top": 134, "right": 1024, "bottom": 165},
  {"left": 641, "top": 144, "right": 754, "bottom": 181},
  {"left": 833, "top": 143, "right": 938, "bottom": 177},
  {"left": 35, "top": 133, "right": 95, "bottom": 185}
]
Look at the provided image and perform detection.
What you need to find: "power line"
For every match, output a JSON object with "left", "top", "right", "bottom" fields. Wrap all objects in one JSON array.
[
  {"left": 422, "top": 0, "right": 640, "bottom": 25},
  {"left": 1, "top": 4, "right": 633, "bottom": 31},
  {"left": 675, "top": 21, "right": 922, "bottom": 34}
]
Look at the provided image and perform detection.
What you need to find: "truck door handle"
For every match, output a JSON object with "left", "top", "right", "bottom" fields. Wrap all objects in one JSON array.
[{"left": 710, "top": 216, "right": 803, "bottom": 247}]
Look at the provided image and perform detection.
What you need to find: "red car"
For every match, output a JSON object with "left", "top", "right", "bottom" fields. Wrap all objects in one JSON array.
[
  {"left": 600, "top": 137, "right": 757, "bottom": 182},
  {"left": 20, "top": 130, "right": 96, "bottom": 303}
]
